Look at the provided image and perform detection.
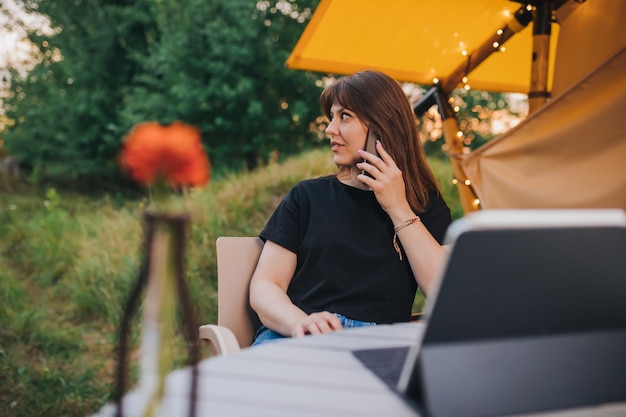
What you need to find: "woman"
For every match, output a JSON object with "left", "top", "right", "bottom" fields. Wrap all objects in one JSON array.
[{"left": 249, "top": 70, "right": 452, "bottom": 345}]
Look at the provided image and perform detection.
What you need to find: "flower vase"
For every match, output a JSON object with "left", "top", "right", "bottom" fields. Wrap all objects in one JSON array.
[{"left": 115, "top": 212, "right": 200, "bottom": 417}]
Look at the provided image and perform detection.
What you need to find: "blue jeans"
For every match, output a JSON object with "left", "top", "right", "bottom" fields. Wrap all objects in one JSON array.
[{"left": 251, "top": 313, "right": 376, "bottom": 347}]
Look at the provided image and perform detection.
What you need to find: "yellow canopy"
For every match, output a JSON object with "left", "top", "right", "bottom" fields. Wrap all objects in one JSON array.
[
  {"left": 286, "top": 0, "right": 559, "bottom": 94},
  {"left": 287, "top": 0, "right": 626, "bottom": 212}
]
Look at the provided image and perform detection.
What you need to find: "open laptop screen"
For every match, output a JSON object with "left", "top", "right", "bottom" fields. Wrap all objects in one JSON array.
[
  {"left": 422, "top": 226, "right": 626, "bottom": 343},
  {"left": 397, "top": 209, "right": 626, "bottom": 417}
]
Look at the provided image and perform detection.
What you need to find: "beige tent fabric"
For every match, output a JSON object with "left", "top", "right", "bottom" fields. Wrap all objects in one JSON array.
[
  {"left": 552, "top": 0, "right": 626, "bottom": 98},
  {"left": 462, "top": 46, "right": 626, "bottom": 209},
  {"left": 461, "top": 0, "right": 626, "bottom": 210}
]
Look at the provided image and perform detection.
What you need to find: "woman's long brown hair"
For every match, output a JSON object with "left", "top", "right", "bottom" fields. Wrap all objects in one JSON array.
[{"left": 320, "top": 70, "right": 441, "bottom": 213}]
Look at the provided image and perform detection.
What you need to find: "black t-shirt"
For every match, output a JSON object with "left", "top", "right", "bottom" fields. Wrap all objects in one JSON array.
[{"left": 259, "top": 175, "right": 452, "bottom": 324}]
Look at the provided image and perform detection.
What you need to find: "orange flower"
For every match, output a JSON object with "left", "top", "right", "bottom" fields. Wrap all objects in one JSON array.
[{"left": 118, "top": 122, "right": 211, "bottom": 187}]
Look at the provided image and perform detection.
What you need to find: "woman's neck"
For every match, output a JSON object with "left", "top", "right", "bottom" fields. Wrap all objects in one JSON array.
[{"left": 336, "top": 167, "right": 370, "bottom": 190}]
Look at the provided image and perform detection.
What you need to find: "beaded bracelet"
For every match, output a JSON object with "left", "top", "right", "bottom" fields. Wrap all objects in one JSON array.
[{"left": 392, "top": 217, "right": 420, "bottom": 260}]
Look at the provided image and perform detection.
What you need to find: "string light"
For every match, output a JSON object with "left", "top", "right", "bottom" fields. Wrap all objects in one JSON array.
[
  {"left": 461, "top": 50, "right": 468, "bottom": 56},
  {"left": 456, "top": 131, "right": 463, "bottom": 138},
  {"left": 496, "top": 29, "right": 503, "bottom": 35},
  {"left": 450, "top": 178, "right": 481, "bottom": 209},
  {"left": 432, "top": 77, "right": 440, "bottom": 84},
  {"left": 493, "top": 41, "right": 500, "bottom": 48},
  {"left": 464, "top": 84, "right": 471, "bottom": 91},
  {"left": 451, "top": 177, "right": 473, "bottom": 187},
  {"left": 462, "top": 76, "right": 468, "bottom": 83}
]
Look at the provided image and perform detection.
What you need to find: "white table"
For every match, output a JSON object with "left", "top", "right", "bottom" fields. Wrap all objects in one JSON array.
[{"left": 93, "top": 322, "right": 626, "bottom": 417}]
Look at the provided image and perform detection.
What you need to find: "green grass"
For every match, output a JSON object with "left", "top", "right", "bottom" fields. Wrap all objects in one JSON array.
[{"left": 0, "top": 148, "right": 461, "bottom": 416}]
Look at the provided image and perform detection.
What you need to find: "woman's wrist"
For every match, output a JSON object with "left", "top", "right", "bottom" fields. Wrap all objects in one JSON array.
[
  {"left": 392, "top": 216, "right": 421, "bottom": 260},
  {"left": 394, "top": 217, "right": 421, "bottom": 233},
  {"left": 388, "top": 206, "right": 418, "bottom": 227}
]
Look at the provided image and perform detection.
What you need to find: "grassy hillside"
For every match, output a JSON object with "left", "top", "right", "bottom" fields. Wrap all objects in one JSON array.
[{"left": 0, "top": 148, "right": 461, "bottom": 416}]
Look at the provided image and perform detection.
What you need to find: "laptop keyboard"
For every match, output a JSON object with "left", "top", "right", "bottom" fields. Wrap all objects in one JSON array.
[{"left": 352, "top": 346, "right": 410, "bottom": 388}]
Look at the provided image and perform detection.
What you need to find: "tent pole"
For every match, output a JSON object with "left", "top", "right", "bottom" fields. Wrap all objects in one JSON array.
[
  {"left": 434, "top": 89, "right": 481, "bottom": 213},
  {"left": 414, "top": 86, "right": 480, "bottom": 213},
  {"left": 528, "top": 1, "right": 553, "bottom": 114}
]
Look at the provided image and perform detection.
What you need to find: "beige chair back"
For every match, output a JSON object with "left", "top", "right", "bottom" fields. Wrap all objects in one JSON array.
[{"left": 215, "top": 236, "right": 264, "bottom": 349}]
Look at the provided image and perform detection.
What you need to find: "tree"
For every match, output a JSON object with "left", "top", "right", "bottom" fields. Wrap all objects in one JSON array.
[
  {"left": 121, "top": 0, "right": 323, "bottom": 174},
  {"left": 419, "top": 88, "right": 527, "bottom": 158},
  {"left": 2, "top": 1, "right": 155, "bottom": 187},
  {"left": 2, "top": 0, "right": 322, "bottom": 189}
]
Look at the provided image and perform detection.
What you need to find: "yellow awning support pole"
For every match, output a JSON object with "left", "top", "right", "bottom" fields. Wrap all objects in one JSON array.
[
  {"left": 415, "top": 85, "right": 481, "bottom": 213},
  {"left": 441, "top": 119, "right": 481, "bottom": 213},
  {"left": 415, "top": 87, "right": 481, "bottom": 213},
  {"left": 414, "top": 5, "right": 533, "bottom": 213},
  {"left": 528, "top": 1, "right": 553, "bottom": 114}
]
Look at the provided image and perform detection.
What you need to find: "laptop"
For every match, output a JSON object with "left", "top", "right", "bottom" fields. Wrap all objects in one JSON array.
[{"left": 352, "top": 209, "right": 626, "bottom": 417}]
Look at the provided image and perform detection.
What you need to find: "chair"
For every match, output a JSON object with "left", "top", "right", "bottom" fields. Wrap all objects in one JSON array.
[
  {"left": 199, "top": 236, "right": 424, "bottom": 356},
  {"left": 199, "top": 237, "right": 263, "bottom": 355}
]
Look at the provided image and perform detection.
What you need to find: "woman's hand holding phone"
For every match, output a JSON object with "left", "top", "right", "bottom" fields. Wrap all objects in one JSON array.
[
  {"left": 361, "top": 129, "right": 380, "bottom": 179},
  {"left": 358, "top": 138, "right": 412, "bottom": 219}
]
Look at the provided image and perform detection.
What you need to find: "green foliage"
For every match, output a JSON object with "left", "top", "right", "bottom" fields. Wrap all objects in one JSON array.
[
  {"left": 2, "top": 1, "right": 155, "bottom": 187},
  {"left": 420, "top": 89, "right": 526, "bottom": 158},
  {"left": 121, "top": 0, "right": 323, "bottom": 174},
  {"left": 454, "top": 89, "right": 526, "bottom": 149},
  {"left": 0, "top": 149, "right": 460, "bottom": 416},
  {"left": 2, "top": 0, "right": 323, "bottom": 188},
  {"left": 2, "top": 187, "right": 78, "bottom": 284}
]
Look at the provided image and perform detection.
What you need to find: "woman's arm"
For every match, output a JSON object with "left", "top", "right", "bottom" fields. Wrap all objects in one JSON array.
[
  {"left": 392, "top": 220, "right": 450, "bottom": 296},
  {"left": 249, "top": 240, "right": 342, "bottom": 337},
  {"left": 358, "top": 142, "right": 449, "bottom": 296}
]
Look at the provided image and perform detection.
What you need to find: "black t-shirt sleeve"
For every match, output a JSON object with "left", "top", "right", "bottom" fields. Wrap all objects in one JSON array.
[
  {"left": 259, "top": 187, "right": 300, "bottom": 253},
  {"left": 421, "top": 192, "right": 452, "bottom": 244}
]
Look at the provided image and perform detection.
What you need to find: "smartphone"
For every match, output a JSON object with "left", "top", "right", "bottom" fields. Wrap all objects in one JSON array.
[{"left": 362, "top": 129, "right": 380, "bottom": 178}]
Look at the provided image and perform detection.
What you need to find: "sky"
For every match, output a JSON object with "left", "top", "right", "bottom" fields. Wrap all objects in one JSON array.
[
  {"left": 0, "top": 0, "right": 52, "bottom": 75},
  {"left": 0, "top": 0, "right": 54, "bottom": 110},
  {"left": 1, "top": 0, "right": 28, "bottom": 69}
]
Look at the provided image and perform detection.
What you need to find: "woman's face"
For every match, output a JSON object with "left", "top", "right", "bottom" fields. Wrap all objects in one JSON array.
[{"left": 326, "top": 103, "right": 368, "bottom": 167}]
